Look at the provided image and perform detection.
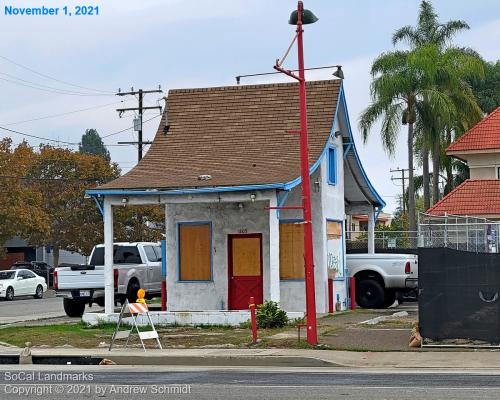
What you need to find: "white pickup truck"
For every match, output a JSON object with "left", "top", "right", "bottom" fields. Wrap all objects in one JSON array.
[
  {"left": 347, "top": 253, "right": 418, "bottom": 309},
  {"left": 54, "top": 242, "right": 163, "bottom": 317}
]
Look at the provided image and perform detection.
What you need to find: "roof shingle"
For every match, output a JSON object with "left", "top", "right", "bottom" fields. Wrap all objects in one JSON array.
[
  {"left": 447, "top": 107, "right": 500, "bottom": 153},
  {"left": 98, "top": 80, "right": 341, "bottom": 190},
  {"left": 426, "top": 179, "right": 500, "bottom": 216}
]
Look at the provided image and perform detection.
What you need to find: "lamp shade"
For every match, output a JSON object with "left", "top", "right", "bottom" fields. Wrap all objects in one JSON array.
[{"left": 288, "top": 9, "right": 319, "bottom": 25}]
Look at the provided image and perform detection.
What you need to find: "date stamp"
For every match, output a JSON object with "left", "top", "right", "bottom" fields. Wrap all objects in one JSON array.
[{"left": 4, "top": 5, "right": 100, "bottom": 17}]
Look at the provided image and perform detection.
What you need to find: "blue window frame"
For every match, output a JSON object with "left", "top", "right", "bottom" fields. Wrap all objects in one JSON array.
[{"left": 328, "top": 147, "right": 337, "bottom": 185}]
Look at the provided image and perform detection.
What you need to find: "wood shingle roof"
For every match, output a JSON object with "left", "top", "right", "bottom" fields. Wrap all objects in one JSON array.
[{"left": 98, "top": 80, "right": 341, "bottom": 190}]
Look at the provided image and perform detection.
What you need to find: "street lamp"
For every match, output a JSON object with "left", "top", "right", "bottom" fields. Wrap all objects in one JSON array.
[{"left": 273, "top": 1, "right": 319, "bottom": 345}]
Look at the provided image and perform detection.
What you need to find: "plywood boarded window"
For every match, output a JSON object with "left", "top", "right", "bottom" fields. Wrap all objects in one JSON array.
[
  {"left": 179, "top": 223, "right": 211, "bottom": 281},
  {"left": 327, "top": 220, "right": 342, "bottom": 240},
  {"left": 279, "top": 223, "right": 305, "bottom": 280}
]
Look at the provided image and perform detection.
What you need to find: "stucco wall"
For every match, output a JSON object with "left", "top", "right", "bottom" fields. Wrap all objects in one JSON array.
[
  {"left": 459, "top": 153, "right": 500, "bottom": 180},
  {"left": 278, "top": 127, "right": 348, "bottom": 312},
  {"left": 165, "top": 201, "right": 272, "bottom": 311},
  {"left": 322, "top": 130, "right": 348, "bottom": 310},
  {"left": 469, "top": 166, "right": 497, "bottom": 179}
]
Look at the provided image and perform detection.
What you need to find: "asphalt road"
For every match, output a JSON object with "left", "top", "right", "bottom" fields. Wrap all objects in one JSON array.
[
  {"left": 0, "top": 366, "right": 499, "bottom": 399},
  {"left": 0, "top": 291, "right": 100, "bottom": 325}
]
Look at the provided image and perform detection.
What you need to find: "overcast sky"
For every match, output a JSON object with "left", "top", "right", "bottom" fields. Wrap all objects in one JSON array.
[{"left": 1, "top": 0, "right": 499, "bottom": 213}]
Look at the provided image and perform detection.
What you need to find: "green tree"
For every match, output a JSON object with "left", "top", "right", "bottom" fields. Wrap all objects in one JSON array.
[
  {"left": 469, "top": 60, "right": 500, "bottom": 114},
  {"left": 391, "top": 1, "right": 482, "bottom": 207},
  {"left": 25, "top": 145, "right": 119, "bottom": 266},
  {"left": 0, "top": 139, "right": 47, "bottom": 257},
  {"left": 79, "top": 129, "right": 110, "bottom": 161}
]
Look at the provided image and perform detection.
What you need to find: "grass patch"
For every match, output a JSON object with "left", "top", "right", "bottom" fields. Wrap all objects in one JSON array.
[{"left": 0, "top": 323, "right": 115, "bottom": 348}]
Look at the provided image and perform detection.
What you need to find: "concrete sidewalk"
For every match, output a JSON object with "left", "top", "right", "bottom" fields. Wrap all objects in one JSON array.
[{"left": 4, "top": 347, "right": 500, "bottom": 369}]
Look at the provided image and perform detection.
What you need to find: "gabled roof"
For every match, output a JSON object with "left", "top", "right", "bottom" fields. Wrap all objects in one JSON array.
[
  {"left": 447, "top": 107, "right": 500, "bottom": 153},
  {"left": 97, "top": 80, "right": 341, "bottom": 190},
  {"left": 427, "top": 179, "right": 500, "bottom": 216}
]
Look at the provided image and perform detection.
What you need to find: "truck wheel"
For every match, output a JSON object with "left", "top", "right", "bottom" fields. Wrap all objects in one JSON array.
[
  {"left": 126, "top": 280, "right": 140, "bottom": 303},
  {"left": 382, "top": 290, "right": 397, "bottom": 308},
  {"left": 356, "top": 279, "right": 385, "bottom": 309},
  {"left": 63, "top": 298, "right": 86, "bottom": 318}
]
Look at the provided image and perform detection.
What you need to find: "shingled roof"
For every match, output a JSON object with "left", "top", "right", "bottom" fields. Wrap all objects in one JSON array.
[
  {"left": 427, "top": 179, "right": 500, "bottom": 216},
  {"left": 447, "top": 107, "right": 500, "bottom": 153},
  {"left": 98, "top": 80, "right": 341, "bottom": 190}
]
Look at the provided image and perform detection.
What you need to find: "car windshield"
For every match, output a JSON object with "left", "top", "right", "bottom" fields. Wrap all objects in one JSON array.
[{"left": 0, "top": 271, "right": 15, "bottom": 280}]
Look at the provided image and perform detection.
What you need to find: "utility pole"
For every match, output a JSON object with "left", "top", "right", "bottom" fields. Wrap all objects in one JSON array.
[
  {"left": 116, "top": 87, "right": 163, "bottom": 162},
  {"left": 390, "top": 167, "right": 412, "bottom": 215}
]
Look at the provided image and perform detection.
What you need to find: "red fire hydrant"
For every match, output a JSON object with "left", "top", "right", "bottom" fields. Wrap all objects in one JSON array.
[{"left": 249, "top": 296, "right": 257, "bottom": 343}]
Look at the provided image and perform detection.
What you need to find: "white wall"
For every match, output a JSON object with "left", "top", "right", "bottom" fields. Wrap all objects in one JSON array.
[{"left": 165, "top": 201, "right": 272, "bottom": 311}]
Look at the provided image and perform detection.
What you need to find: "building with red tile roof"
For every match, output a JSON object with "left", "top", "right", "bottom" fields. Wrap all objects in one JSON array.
[{"left": 428, "top": 107, "right": 500, "bottom": 219}]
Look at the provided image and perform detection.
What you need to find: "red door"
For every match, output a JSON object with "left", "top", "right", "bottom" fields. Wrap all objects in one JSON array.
[{"left": 228, "top": 234, "right": 263, "bottom": 310}]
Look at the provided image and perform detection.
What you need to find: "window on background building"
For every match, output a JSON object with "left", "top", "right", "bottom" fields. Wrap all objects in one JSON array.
[
  {"left": 279, "top": 223, "right": 305, "bottom": 280},
  {"left": 497, "top": 166, "right": 500, "bottom": 179},
  {"left": 328, "top": 147, "right": 337, "bottom": 185},
  {"left": 179, "top": 223, "right": 211, "bottom": 281}
]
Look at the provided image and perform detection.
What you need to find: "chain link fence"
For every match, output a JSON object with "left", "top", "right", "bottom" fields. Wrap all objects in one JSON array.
[
  {"left": 346, "top": 230, "right": 418, "bottom": 250},
  {"left": 418, "top": 213, "right": 499, "bottom": 253}
]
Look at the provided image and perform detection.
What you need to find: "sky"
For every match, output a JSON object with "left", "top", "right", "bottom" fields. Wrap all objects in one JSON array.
[{"left": 1, "top": 0, "right": 499, "bottom": 213}]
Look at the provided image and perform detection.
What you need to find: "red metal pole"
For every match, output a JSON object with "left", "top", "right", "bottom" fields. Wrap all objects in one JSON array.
[
  {"left": 350, "top": 277, "right": 356, "bottom": 310},
  {"left": 296, "top": 1, "right": 318, "bottom": 345},
  {"left": 249, "top": 296, "right": 257, "bottom": 343},
  {"left": 328, "top": 278, "right": 334, "bottom": 314},
  {"left": 161, "top": 281, "right": 167, "bottom": 311}
]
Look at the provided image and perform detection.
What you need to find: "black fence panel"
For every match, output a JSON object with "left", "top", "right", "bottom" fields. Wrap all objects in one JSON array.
[{"left": 419, "top": 247, "right": 500, "bottom": 344}]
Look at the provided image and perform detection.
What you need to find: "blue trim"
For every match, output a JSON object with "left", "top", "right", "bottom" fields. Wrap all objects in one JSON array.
[
  {"left": 176, "top": 221, "right": 213, "bottom": 283},
  {"left": 339, "top": 86, "right": 386, "bottom": 209},
  {"left": 86, "top": 183, "right": 284, "bottom": 197},
  {"left": 279, "top": 218, "right": 304, "bottom": 224},
  {"left": 276, "top": 190, "right": 290, "bottom": 220},
  {"left": 342, "top": 142, "right": 353, "bottom": 159},
  {"left": 93, "top": 197, "right": 104, "bottom": 216},
  {"left": 327, "top": 147, "right": 337, "bottom": 185},
  {"left": 326, "top": 218, "right": 347, "bottom": 281},
  {"left": 161, "top": 239, "right": 167, "bottom": 278}
]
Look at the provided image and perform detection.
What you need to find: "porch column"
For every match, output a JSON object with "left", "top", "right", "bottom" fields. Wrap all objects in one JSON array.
[
  {"left": 269, "top": 195, "right": 280, "bottom": 302},
  {"left": 367, "top": 207, "right": 375, "bottom": 254},
  {"left": 103, "top": 198, "right": 114, "bottom": 314}
]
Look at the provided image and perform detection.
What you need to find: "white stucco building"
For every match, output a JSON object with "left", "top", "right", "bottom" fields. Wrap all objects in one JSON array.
[{"left": 87, "top": 79, "right": 384, "bottom": 318}]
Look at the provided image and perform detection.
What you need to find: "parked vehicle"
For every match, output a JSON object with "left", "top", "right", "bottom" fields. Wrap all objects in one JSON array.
[
  {"left": 54, "top": 242, "right": 163, "bottom": 317},
  {"left": 347, "top": 253, "right": 418, "bottom": 309},
  {"left": 11, "top": 261, "right": 54, "bottom": 287},
  {"left": 0, "top": 269, "right": 47, "bottom": 300}
]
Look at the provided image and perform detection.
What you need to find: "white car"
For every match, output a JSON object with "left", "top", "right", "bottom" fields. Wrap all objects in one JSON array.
[{"left": 0, "top": 269, "right": 47, "bottom": 301}]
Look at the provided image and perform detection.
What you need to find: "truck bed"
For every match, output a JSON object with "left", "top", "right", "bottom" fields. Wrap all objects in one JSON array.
[{"left": 56, "top": 265, "right": 104, "bottom": 290}]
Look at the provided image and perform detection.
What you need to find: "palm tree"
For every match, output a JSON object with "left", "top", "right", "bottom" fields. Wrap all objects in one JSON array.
[
  {"left": 392, "top": 1, "right": 483, "bottom": 205},
  {"left": 359, "top": 50, "right": 419, "bottom": 233}
]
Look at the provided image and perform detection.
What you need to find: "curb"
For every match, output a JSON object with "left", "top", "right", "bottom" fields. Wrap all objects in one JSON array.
[{"left": 0, "top": 352, "right": 341, "bottom": 367}]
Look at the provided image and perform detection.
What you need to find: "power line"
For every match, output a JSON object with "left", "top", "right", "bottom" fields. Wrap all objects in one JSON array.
[
  {"left": 0, "top": 114, "right": 161, "bottom": 147},
  {"left": 0, "top": 76, "right": 112, "bottom": 97},
  {"left": 101, "top": 114, "right": 161, "bottom": 139},
  {"left": 3, "top": 100, "right": 128, "bottom": 126},
  {"left": 0, "top": 54, "right": 114, "bottom": 94},
  {"left": 0, "top": 125, "right": 79, "bottom": 145}
]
